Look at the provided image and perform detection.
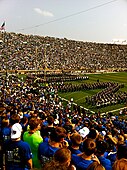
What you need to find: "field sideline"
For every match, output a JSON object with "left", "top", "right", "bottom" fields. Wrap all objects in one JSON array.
[{"left": 58, "top": 72, "right": 127, "bottom": 114}]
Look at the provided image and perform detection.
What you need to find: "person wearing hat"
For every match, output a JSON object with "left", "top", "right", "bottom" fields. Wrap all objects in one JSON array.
[
  {"left": 78, "top": 127, "right": 90, "bottom": 152},
  {"left": 3, "top": 123, "right": 32, "bottom": 170},
  {"left": 78, "top": 127, "right": 90, "bottom": 139}
]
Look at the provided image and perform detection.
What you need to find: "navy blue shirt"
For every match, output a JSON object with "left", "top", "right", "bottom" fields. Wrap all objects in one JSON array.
[
  {"left": 38, "top": 141, "right": 59, "bottom": 167},
  {"left": 98, "top": 156, "right": 112, "bottom": 170},
  {"left": 69, "top": 147, "right": 82, "bottom": 155},
  {"left": 2, "top": 127, "right": 11, "bottom": 142},
  {"left": 4, "top": 140, "right": 32, "bottom": 170}
]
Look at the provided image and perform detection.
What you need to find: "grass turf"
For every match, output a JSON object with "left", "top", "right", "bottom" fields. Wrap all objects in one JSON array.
[{"left": 58, "top": 72, "right": 127, "bottom": 114}]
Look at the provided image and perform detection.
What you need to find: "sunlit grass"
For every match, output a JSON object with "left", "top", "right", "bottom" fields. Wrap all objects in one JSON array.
[{"left": 59, "top": 72, "right": 127, "bottom": 114}]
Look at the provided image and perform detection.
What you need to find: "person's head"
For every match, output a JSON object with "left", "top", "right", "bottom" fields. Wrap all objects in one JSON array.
[
  {"left": 29, "top": 117, "right": 40, "bottom": 131},
  {"left": 11, "top": 123, "right": 22, "bottom": 140},
  {"left": 10, "top": 114, "right": 20, "bottom": 126},
  {"left": 63, "top": 124, "right": 73, "bottom": 134},
  {"left": 71, "top": 133, "right": 82, "bottom": 147},
  {"left": 118, "top": 135, "right": 124, "bottom": 142},
  {"left": 113, "top": 158, "right": 127, "bottom": 170},
  {"left": 2, "top": 118, "right": 9, "bottom": 127},
  {"left": 96, "top": 141, "right": 108, "bottom": 156},
  {"left": 20, "top": 116, "right": 28, "bottom": 124},
  {"left": 97, "top": 133, "right": 104, "bottom": 141},
  {"left": 106, "top": 134, "right": 118, "bottom": 145},
  {"left": 117, "top": 135, "right": 124, "bottom": 146},
  {"left": 54, "top": 148, "right": 71, "bottom": 166},
  {"left": 87, "top": 161, "right": 105, "bottom": 170},
  {"left": 43, "top": 148, "right": 72, "bottom": 170},
  {"left": 112, "top": 128, "right": 119, "bottom": 137},
  {"left": 47, "top": 116, "right": 54, "bottom": 125},
  {"left": 50, "top": 127, "right": 67, "bottom": 143},
  {"left": 87, "top": 128, "right": 98, "bottom": 140},
  {"left": 83, "top": 138, "right": 96, "bottom": 156},
  {"left": 117, "top": 145, "right": 127, "bottom": 160}
]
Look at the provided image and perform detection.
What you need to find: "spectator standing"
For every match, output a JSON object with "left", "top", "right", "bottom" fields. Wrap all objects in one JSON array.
[
  {"left": 112, "top": 144, "right": 127, "bottom": 170},
  {"left": 1, "top": 118, "right": 11, "bottom": 142},
  {"left": 41, "top": 115, "right": 55, "bottom": 142},
  {"left": 96, "top": 140, "right": 112, "bottom": 170},
  {"left": 69, "top": 133, "right": 82, "bottom": 155},
  {"left": 72, "top": 138, "right": 99, "bottom": 170},
  {"left": 23, "top": 118, "right": 43, "bottom": 169},
  {"left": 9, "top": 114, "right": 20, "bottom": 127},
  {"left": 38, "top": 126, "right": 67, "bottom": 168},
  {"left": 43, "top": 148, "right": 76, "bottom": 170},
  {"left": 3, "top": 123, "right": 32, "bottom": 170}
]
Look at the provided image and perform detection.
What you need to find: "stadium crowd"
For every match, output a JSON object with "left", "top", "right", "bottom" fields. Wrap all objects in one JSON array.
[
  {"left": 0, "top": 32, "right": 127, "bottom": 71},
  {"left": 0, "top": 76, "right": 127, "bottom": 170},
  {"left": 1, "top": 31, "right": 127, "bottom": 170}
]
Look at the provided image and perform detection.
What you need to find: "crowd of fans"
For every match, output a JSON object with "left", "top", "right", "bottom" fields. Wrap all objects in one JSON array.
[
  {"left": 1, "top": 32, "right": 127, "bottom": 71},
  {"left": 0, "top": 76, "right": 127, "bottom": 170},
  {"left": 1, "top": 31, "right": 127, "bottom": 170}
]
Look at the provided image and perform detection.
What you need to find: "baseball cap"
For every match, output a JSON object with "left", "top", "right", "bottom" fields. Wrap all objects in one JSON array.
[
  {"left": 101, "top": 131, "right": 106, "bottom": 136},
  {"left": 11, "top": 123, "right": 22, "bottom": 139},
  {"left": 79, "top": 127, "right": 90, "bottom": 138}
]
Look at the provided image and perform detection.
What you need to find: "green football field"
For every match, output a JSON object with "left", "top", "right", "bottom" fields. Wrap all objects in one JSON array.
[{"left": 58, "top": 72, "right": 127, "bottom": 114}]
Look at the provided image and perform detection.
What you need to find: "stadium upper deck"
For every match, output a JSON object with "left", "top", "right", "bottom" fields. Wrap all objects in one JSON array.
[{"left": 0, "top": 32, "right": 127, "bottom": 72}]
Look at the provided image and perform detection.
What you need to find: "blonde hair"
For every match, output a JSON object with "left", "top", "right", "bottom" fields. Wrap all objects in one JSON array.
[{"left": 71, "top": 133, "right": 82, "bottom": 146}]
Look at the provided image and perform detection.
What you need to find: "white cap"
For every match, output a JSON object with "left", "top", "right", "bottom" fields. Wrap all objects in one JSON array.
[
  {"left": 102, "top": 131, "right": 106, "bottom": 136},
  {"left": 79, "top": 127, "right": 90, "bottom": 138},
  {"left": 11, "top": 123, "right": 22, "bottom": 139}
]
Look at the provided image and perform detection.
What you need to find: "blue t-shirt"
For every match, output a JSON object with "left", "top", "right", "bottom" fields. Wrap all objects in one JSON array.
[
  {"left": 98, "top": 156, "right": 112, "bottom": 170},
  {"left": 4, "top": 140, "right": 32, "bottom": 170},
  {"left": 72, "top": 154, "right": 93, "bottom": 170},
  {"left": 69, "top": 147, "right": 82, "bottom": 155},
  {"left": 107, "top": 152, "right": 117, "bottom": 166},
  {"left": 2, "top": 127, "right": 11, "bottom": 142},
  {"left": 38, "top": 141, "right": 58, "bottom": 167}
]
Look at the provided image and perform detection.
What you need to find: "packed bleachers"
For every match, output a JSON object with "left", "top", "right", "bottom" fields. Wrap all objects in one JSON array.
[
  {"left": 1, "top": 32, "right": 127, "bottom": 169},
  {"left": 0, "top": 32, "right": 127, "bottom": 71},
  {"left": 0, "top": 75, "right": 127, "bottom": 169}
]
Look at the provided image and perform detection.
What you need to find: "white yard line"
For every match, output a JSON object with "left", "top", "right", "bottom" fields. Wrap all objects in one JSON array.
[
  {"left": 59, "top": 96, "right": 127, "bottom": 116},
  {"left": 101, "top": 107, "right": 127, "bottom": 115},
  {"left": 59, "top": 96, "right": 95, "bottom": 113}
]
